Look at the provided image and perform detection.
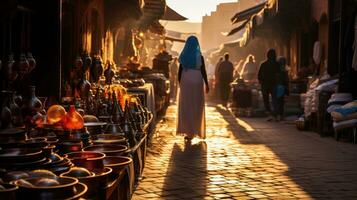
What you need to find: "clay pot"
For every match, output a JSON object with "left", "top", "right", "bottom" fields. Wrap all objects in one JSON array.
[
  {"left": 61, "top": 167, "right": 111, "bottom": 199},
  {"left": 83, "top": 144, "right": 128, "bottom": 156},
  {"left": 92, "top": 134, "right": 128, "bottom": 146},
  {"left": 65, "top": 151, "right": 105, "bottom": 170},
  {"left": 21, "top": 86, "right": 42, "bottom": 119},
  {"left": 0, "top": 148, "right": 43, "bottom": 163},
  {"left": 56, "top": 141, "right": 83, "bottom": 155},
  {"left": 0, "top": 128, "right": 27, "bottom": 147},
  {"left": 13, "top": 177, "right": 84, "bottom": 200},
  {"left": 103, "top": 156, "right": 132, "bottom": 175},
  {"left": 77, "top": 75, "right": 91, "bottom": 99},
  {"left": 27, "top": 52, "right": 36, "bottom": 73}
]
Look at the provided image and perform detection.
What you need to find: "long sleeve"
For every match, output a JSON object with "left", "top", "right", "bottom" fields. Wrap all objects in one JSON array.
[
  {"left": 178, "top": 64, "right": 183, "bottom": 83},
  {"left": 200, "top": 56, "right": 209, "bottom": 86}
]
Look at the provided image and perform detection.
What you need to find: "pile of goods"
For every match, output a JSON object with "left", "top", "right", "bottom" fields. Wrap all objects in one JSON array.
[{"left": 0, "top": 85, "right": 153, "bottom": 199}]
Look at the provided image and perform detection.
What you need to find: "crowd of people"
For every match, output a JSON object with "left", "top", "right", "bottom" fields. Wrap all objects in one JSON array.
[{"left": 212, "top": 49, "right": 290, "bottom": 122}]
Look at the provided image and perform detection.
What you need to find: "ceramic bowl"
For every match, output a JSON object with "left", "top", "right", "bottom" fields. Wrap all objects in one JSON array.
[
  {"left": 92, "top": 134, "right": 128, "bottom": 146},
  {"left": 0, "top": 148, "right": 43, "bottom": 163},
  {"left": 61, "top": 167, "right": 112, "bottom": 199},
  {"left": 103, "top": 156, "right": 132, "bottom": 175},
  {"left": 83, "top": 144, "right": 128, "bottom": 156},
  {"left": 64, "top": 151, "right": 105, "bottom": 170},
  {"left": 13, "top": 176, "right": 79, "bottom": 200},
  {"left": 56, "top": 141, "right": 83, "bottom": 155}
]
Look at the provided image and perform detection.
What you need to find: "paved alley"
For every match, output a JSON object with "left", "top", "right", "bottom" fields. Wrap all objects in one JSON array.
[{"left": 133, "top": 103, "right": 357, "bottom": 200}]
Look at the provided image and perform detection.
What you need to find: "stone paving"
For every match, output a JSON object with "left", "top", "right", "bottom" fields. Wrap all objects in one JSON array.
[{"left": 133, "top": 103, "right": 357, "bottom": 200}]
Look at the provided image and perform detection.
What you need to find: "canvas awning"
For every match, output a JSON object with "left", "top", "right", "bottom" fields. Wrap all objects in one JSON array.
[
  {"left": 161, "top": 5, "right": 187, "bottom": 21},
  {"left": 227, "top": 0, "right": 277, "bottom": 46},
  {"left": 224, "top": 19, "right": 249, "bottom": 36},
  {"left": 231, "top": 1, "right": 267, "bottom": 24}
]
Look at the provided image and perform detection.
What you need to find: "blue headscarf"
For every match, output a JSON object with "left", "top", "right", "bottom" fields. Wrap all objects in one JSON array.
[{"left": 179, "top": 36, "right": 202, "bottom": 69}]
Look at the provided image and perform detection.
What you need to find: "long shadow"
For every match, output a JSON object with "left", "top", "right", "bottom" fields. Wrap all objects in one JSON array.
[
  {"left": 161, "top": 141, "right": 207, "bottom": 199},
  {"left": 215, "top": 105, "right": 357, "bottom": 199}
]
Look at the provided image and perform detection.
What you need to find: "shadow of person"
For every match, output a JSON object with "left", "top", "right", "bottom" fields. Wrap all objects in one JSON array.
[{"left": 161, "top": 140, "right": 208, "bottom": 199}]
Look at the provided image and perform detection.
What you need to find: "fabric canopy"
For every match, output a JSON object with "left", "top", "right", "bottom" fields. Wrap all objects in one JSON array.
[
  {"left": 228, "top": 0, "right": 277, "bottom": 47},
  {"left": 161, "top": 5, "right": 187, "bottom": 21},
  {"left": 224, "top": 19, "right": 249, "bottom": 36},
  {"left": 231, "top": 2, "right": 267, "bottom": 24}
]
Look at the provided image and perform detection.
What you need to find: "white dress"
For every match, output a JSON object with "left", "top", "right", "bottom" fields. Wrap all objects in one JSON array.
[{"left": 177, "top": 68, "right": 206, "bottom": 139}]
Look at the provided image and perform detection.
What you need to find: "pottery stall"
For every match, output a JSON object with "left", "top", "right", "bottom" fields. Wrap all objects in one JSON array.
[{"left": 0, "top": 59, "right": 154, "bottom": 200}]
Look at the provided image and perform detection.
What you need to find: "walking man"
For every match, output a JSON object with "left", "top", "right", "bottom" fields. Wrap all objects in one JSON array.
[
  {"left": 258, "top": 49, "right": 280, "bottom": 120},
  {"left": 217, "top": 53, "right": 234, "bottom": 107}
]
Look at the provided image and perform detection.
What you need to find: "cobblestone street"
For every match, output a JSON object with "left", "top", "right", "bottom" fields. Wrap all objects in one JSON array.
[{"left": 133, "top": 103, "right": 357, "bottom": 200}]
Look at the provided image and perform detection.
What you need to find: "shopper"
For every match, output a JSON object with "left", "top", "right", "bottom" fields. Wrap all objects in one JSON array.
[
  {"left": 241, "top": 55, "right": 258, "bottom": 82},
  {"left": 177, "top": 36, "right": 209, "bottom": 140},
  {"left": 276, "top": 57, "right": 290, "bottom": 121},
  {"left": 217, "top": 53, "right": 234, "bottom": 107},
  {"left": 258, "top": 49, "right": 280, "bottom": 120}
]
